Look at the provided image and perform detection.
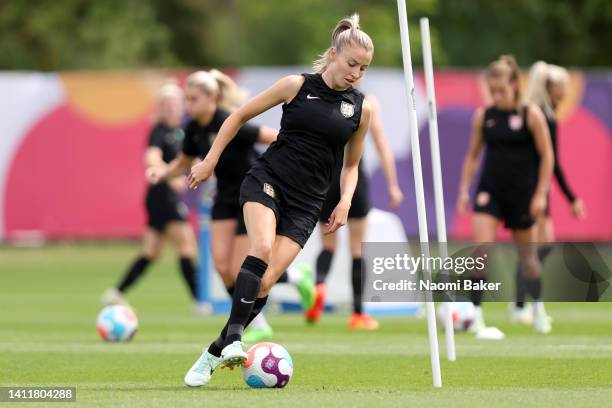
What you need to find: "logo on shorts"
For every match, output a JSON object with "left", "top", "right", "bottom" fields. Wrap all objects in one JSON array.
[
  {"left": 485, "top": 118, "right": 496, "bottom": 128},
  {"left": 476, "top": 191, "right": 490, "bottom": 207},
  {"left": 508, "top": 114, "right": 523, "bottom": 131},
  {"left": 263, "top": 183, "right": 276, "bottom": 199},
  {"left": 340, "top": 101, "right": 355, "bottom": 118}
]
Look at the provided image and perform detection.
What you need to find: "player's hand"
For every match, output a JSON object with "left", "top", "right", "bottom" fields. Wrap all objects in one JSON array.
[
  {"left": 325, "top": 200, "right": 351, "bottom": 234},
  {"left": 145, "top": 166, "right": 165, "bottom": 185},
  {"left": 530, "top": 193, "right": 547, "bottom": 218},
  {"left": 456, "top": 191, "right": 470, "bottom": 215},
  {"left": 571, "top": 197, "right": 586, "bottom": 220},
  {"left": 388, "top": 185, "right": 404, "bottom": 209},
  {"left": 188, "top": 159, "right": 215, "bottom": 189}
]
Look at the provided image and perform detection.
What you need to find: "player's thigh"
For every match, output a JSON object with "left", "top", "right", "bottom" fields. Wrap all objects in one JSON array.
[
  {"left": 211, "top": 219, "right": 238, "bottom": 274},
  {"left": 243, "top": 201, "right": 277, "bottom": 262},
  {"left": 259, "top": 235, "right": 302, "bottom": 296},
  {"left": 472, "top": 213, "right": 499, "bottom": 243},
  {"left": 536, "top": 215, "right": 555, "bottom": 243},
  {"left": 166, "top": 221, "right": 197, "bottom": 258},
  {"left": 141, "top": 228, "right": 164, "bottom": 259},
  {"left": 319, "top": 222, "right": 337, "bottom": 251}
]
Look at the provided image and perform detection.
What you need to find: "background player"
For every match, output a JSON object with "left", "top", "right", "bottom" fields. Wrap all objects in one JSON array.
[
  {"left": 456, "top": 55, "right": 554, "bottom": 336},
  {"left": 305, "top": 94, "right": 404, "bottom": 330},
  {"left": 510, "top": 61, "right": 587, "bottom": 324},
  {"left": 102, "top": 80, "right": 198, "bottom": 305},
  {"left": 147, "top": 70, "right": 277, "bottom": 298}
]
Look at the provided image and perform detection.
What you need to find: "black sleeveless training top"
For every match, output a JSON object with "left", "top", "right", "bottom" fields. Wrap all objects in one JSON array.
[
  {"left": 257, "top": 73, "right": 365, "bottom": 201},
  {"left": 478, "top": 106, "right": 540, "bottom": 194}
]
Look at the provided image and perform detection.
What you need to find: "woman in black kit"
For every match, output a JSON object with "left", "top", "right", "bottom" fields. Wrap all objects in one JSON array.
[
  {"left": 509, "top": 61, "right": 587, "bottom": 325},
  {"left": 102, "top": 81, "right": 199, "bottom": 306},
  {"left": 305, "top": 94, "right": 404, "bottom": 330},
  {"left": 183, "top": 14, "right": 374, "bottom": 387},
  {"left": 457, "top": 56, "right": 554, "bottom": 337},
  {"left": 147, "top": 70, "right": 278, "bottom": 300}
]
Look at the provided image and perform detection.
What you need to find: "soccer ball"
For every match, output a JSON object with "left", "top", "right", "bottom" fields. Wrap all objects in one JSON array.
[
  {"left": 437, "top": 302, "right": 476, "bottom": 332},
  {"left": 242, "top": 342, "right": 293, "bottom": 388},
  {"left": 96, "top": 305, "right": 138, "bottom": 341}
]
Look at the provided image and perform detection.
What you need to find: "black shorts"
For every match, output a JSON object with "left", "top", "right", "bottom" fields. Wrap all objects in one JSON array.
[
  {"left": 211, "top": 200, "right": 247, "bottom": 235},
  {"left": 145, "top": 186, "right": 188, "bottom": 232},
  {"left": 319, "top": 170, "right": 370, "bottom": 222},
  {"left": 239, "top": 166, "right": 320, "bottom": 248},
  {"left": 473, "top": 188, "right": 535, "bottom": 230}
]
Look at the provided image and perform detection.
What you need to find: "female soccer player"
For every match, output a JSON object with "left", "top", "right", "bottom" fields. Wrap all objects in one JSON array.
[
  {"left": 147, "top": 70, "right": 280, "bottom": 301},
  {"left": 243, "top": 96, "right": 402, "bottom": 341},
  {"left": 102, "top": 81, "right": 198, "bottom": 305},
  {"left": 183, "top": 14, "right": 374, "bottom": 387},
  {"left": 305, "top": 94, "right": 404, "bottom": 330},
  {"left": 456, "top": 55, "right": 554, "bottom": 335},
  {"left": 510, "top": 61, "right": 587, "bottom": 324}
]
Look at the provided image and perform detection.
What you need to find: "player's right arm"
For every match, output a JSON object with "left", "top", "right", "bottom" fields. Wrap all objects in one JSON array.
[
  {"left": 456, "top": 107, "right": 485, "bottom": 215},
  {"left": 187, "top": 75, "right": 304, "bottom": 189},
  {"left": 146, "top": 153, "right": 196, "bottom": 185}
]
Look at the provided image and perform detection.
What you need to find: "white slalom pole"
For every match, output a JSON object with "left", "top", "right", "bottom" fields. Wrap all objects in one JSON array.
[
  {"left": 420, "top": 17, "right": 456, "bottom": 362},
  {"left": 396, "top": 0, "right": 442, "bottom": 388}
]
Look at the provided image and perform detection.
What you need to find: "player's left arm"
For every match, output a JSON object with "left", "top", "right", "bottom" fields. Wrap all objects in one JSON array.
[
  {"left": 527, "top": 104, "right": 554, "bottom": 217},
  {"left": 365, "top": 95, "right": 404, "bottom": 209},
  {"left": 326, "top": 99, "right": 372, "bottom": 234}
]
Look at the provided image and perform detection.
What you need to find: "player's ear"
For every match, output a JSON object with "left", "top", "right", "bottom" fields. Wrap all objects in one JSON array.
[{"left": 329, "top": 47, "right": 337, "bottom": 61}]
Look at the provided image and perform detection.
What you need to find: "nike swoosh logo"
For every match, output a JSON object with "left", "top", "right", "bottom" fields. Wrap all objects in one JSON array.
[
  {"left": 306, "top": 94, "right": 320, "bottom": 100},
  {"left": 240, "top": 298, "right": 255, "bottom": 304}
]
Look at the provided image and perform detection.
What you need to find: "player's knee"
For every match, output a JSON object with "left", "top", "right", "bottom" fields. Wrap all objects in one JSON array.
[
  {"left": 213, "top": 258, "right": 230, "bottom": 276},
  {"left": 258, "top": 274, "right": 274, "bottom": 296},
  {"left": 520, "top": 256, "right": 540, "bottom": 279},
  {"left": 142, "top": 250, "right": 160, "bottom": 262},
  {"left": 249, "top": 242, "right": 273, "bottom": 263}
]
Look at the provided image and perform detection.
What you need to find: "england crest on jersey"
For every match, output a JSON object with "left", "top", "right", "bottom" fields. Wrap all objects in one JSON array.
[{"left": 340, "top": 101, "right": 355, "bottom": 118}]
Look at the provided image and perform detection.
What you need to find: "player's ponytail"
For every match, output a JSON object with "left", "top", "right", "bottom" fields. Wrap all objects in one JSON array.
[
  {"left": 313, "top": 13, "right": 374, "bottom": 73},
  {"left": 209, "top": 69, "right": 248, "bottom": 112},
  {"left": 524, "top": 61, "right": 569, "bottom": 119}
]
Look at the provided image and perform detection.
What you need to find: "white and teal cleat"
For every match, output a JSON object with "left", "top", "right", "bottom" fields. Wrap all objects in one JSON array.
[
  {"left": 184, "top": 350, "right": 221, "bottom": 387},
  {"left": 220, "top": 341, "right": 248, "bottom": 369}
]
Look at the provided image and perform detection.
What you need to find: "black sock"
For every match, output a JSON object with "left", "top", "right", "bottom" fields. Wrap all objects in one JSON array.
[
  {"left": 117, "top": 256, "right": 151, "bottom": 292},
  {"left": 223, "top": 256, "right": 267, "bottom": 347},
  {"left": 515, "top": 264, "right": 527, "bottom": 308},
  {"left": 470, "top": 277, "right": 485, "bottom": 306},
  {"left": 351, "top": 257, "right": 363, "bottom": 314},
  {"left": 245, "top": 296, "right": 269, "bottom": 327},
  {"left": 179, "top": 257, "right": 197, "bottom": 299},
  {"left": 208, "top": 295, "right": 270, "bottom": 358},
  {"left": 316, "top": 249, "right": 333, "bottom": 285},
  {"left": 526, "top": 277, "right": 542, "bottom": 300},
  {"left": 226, "top": 285, "right": 235, "bottom": 297},
  {"left": 277, "top": 272, "right": 289, "bottom": 283}
]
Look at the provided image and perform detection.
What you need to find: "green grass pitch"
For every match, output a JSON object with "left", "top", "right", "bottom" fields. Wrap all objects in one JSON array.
[{"left": 1, "top": 243, "right": 611, "bottom": 407}]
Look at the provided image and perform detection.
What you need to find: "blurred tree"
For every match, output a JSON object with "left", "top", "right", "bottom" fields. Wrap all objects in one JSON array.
[
  {"left": 0, "top": 0, "right": 608, "bottom": 70},
  {"left": 159, "top": 0, "right": 444, "bottom": 68},
  {"left": 434, "top": 0, "right": 611, "bottom": 67},
  {"left": 0, "top": 0, "right": 177, "bottom": 70}
]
